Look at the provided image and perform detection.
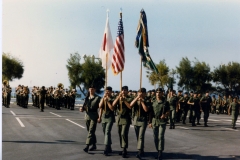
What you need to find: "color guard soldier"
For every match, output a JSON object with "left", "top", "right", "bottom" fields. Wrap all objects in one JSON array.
[
  {"left": 130, "top": 88, "right": 150, "bottom": 159},
  {"left": 228, "top": 96, "right": 239, "bottom": 129},
  {"left": 98, "top": 86, "right": 115, "bottom": 156},
  {"left": 176, "top": 90, "right": 183, "bottom": 122},
  {"left": 200, "top": 91, "right": 212, "bottom": 127},
  {"left": 112, "top": 86, "right": 133, "bottom": 158},
  {"left": 80, "top": 84, "right": 101, "bottom": 153},
  {"left": 149, "top": 88, "right": 170, "bottom": 160}
]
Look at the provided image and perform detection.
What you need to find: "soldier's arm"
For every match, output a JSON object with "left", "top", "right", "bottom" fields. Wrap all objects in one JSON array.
[
  {"left": 112, "top": 95, "right": 120, "bottom": 107},
  {"left": 228, "top": 104, "right": 231, "bottom": 115},
  {"left": 130, "top": 96, "right": 140, "bottom": 107},
  {"left": 140, "top": 100, "right": 149, "bottom": 112},
  {"left": 106, "top": 98, "right": 114, "bottom": 111},
  {"left": 98, "top": 108, "right": 103, "bottom": 123},
  {"left": 99, "top": 98, "right": 104, "bottom": 108}
]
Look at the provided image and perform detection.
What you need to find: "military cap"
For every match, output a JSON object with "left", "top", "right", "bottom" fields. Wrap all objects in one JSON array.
[
  {"left": 115, "top": 91, "right": 119, "bottom": 93},
  {"left": 42, "top": 86, "right": 45, "bottom": 89},
  {"left": 138, "top": 88, "right": 146, "bottom": 93},
  {"left": 106, "top": 86, "right": 112, "bottom": 91},
  {"left": 129, "top": 90, "right": 132, "bottom": 92},
  {"left": 206, "top": 90, "right": 209, "bottom": 93},
  {"left": 178, "top": 90, "right": 183, "bottom": 93},
  {"left": 122, "top": 86, "right": 128, "bottom": 90},
  {"left": 194, "top": 91, "right": 198, "bottom": 94},
  {"left": 172, "top": 90, "right": 176, "bottom": 93},
  {"left": 184, "top": 92, "right": 188, "bottom": 95},
  {"left": 212, "top": 95, "right": 215, "bottom": 97},
  {"left": 233, "top": 96, "right": 238, "bottom": 99},
  {"left": 89, "top": 84, "right": 96, "bottom": 88},
  {"left": 190, "top": 91, "right": 193, "bottom": 93},
  {"left": 151, "top": 89, "right": 155, "bottom": 92},
  {"left": 156, "top": 88, "right": 163, "bottom": 92}
]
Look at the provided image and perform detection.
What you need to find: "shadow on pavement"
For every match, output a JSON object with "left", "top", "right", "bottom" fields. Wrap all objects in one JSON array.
[{"left": 2, "top": 140, "right": 85, "bottom": 145}]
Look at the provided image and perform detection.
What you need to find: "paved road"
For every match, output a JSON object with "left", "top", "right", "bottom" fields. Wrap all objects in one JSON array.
[{"left": 2, "top": 104, "right": 240, "bottom": 160}]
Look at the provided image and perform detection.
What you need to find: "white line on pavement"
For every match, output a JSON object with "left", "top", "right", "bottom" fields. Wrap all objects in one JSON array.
[
  {"left": 66, "top": 119, "right": 85, "bottom": 128},
  {"left": 10, "top": 110, "right": 16, "bottom": 116},
  {"left": 177, "top": 126, "right": 189, "bottom": 130},
  {"left": 130, "top": 125, "right": 134, "bottom": 128},
  {"left": 221, "top": 127, "right": 238, "bottom": 132},
  {"left": 15, "top": 117, "right": 25, "bottom": 127},
  {"left": 49, "top": 112, "right": 62, "bottom": 117},
  {"left": 208, "top": 119, "right": 220, "bottom": 121}
]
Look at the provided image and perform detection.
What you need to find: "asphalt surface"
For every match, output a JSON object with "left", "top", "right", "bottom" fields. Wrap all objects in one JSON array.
[{"left": 2, "top": 103, "right": 240, "bottom": 160}]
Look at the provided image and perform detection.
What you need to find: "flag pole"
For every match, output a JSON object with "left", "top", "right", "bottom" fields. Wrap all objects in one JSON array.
[
  {"left": 105, "top": 53, "right": 108, "bottom": 89},
  {"left": 140, "top": 57, "right": 142, "bottom": 89}
]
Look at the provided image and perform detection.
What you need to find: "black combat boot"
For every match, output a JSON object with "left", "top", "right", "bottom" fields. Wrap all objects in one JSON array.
[
  {"left": 169, "top": 124, "right": 173, "bottom": 129},
  {"left": 204, "top": 122, "right": 208, "bottom": 127},
  {"left": 136, "top": 149, "right": 142, "bottom": 159},
  {"left": 122, "top": 147, "right": 127, "bottom": 158},
  {"left": 83, "top": 145, "right": 89, "bottom": 153},
  {"left": 103, "top": 145, "right": 109, "bottom": 156},
  {"left": 89, "top": 144, "right": 97, "bottom": 151},
  {"left": 172, "top": 123, "right": 175, "bottom": 129},
  {"left": 158, "top": 150, "right": 162, "bottom": 160},
  {"left": 108, "top": 145, "right": 112, "bottom": 153}
]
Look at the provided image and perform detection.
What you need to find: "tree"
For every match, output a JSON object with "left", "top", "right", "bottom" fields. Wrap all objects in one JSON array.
[
  {"left": 2, "top": 53, "right": 24, "bottom": 81},
  {"left": 176, "top": 57, "right": 213, "bottom": 93},
  {"left": 146, "top": 60, "right": 170, "bottom": 89},
  {"left": 212, "top": 62, "right": 240, "bottom": 95},
  {"left": 66, "top": 52, "right": 105, "bottom": 96}
]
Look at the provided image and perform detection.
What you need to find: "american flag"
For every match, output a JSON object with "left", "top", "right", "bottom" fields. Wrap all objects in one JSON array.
[{"left": 111, "top": 12, "right": 124, "bottom": 75}]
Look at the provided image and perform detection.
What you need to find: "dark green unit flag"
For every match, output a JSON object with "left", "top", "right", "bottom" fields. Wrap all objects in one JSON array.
[{"left": 135, "top": 9, "right": 159, "bottom": 74}]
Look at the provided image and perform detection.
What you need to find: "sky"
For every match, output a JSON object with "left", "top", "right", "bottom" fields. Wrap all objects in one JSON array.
[{"left": 2, "top": 0, "right": 240, "bottom": 90}]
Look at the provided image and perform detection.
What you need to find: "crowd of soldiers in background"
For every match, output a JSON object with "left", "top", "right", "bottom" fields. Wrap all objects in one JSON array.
[
  {"left": 14, "top": 83, "right": 77, "bottom": 112},
  {"left": 3, "top": 83, "right": 239, "bottom": 128},
  {"left": 111, "top": 89, "right": 240, "bottom": 128}
]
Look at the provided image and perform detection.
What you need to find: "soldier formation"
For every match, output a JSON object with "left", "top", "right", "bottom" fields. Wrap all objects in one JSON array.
[
  {"left": 80, "top": 85, "right": 240, "bottom": 160},
  {"left": 2, "top": 81, "right": 240, "bottom": 160},
  {"left": 13, "top": 83, "right": 77, "bottom": 112}
]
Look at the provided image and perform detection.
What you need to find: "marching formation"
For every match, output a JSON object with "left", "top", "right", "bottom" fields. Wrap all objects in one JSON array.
[
  {"left": 80, "top": 85, "right": 240, "bottom": 160},
  {"left": 13, "top": 83, "right": 77, "bottom": 112}
]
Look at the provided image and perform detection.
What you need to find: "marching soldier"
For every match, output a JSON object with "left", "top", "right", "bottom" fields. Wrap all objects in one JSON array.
[
  {"left": 188, "top": 92, "right": 200, "bottom": 126},
  {"left": 188, "top": 91, "right": 194, "bottom": 123},
  {"left": 130, "top": 88, "right": 150, "bottom": 159},
  {"left": 98, "top": 86, "right": 115, "bottom": 156},
  {"left": 176, "top": 90, "right": 183, "bottom": 123},
  {"left": 149, "top": 88, "right": 170, "bottom": 160},
  {"left": 211, "top": 95, "right": 217, "bottom": 114},
  {"left": 179, "top": 92, "right": 190, "bottom": 124},
  {"left": 200, "top": 91, "right": 212, "bottom": 127},
  {"left": 222, "top": 95, "right": 228, "bottom": 114},
  {"left": 39, "top": 86, "right": 47, "bottom": 112},
  {"left": 228, "top": 96, "right": 239, "bottom": 129},
  {"left": 168, "top": 90, "right": 178, "bottom": 129},
  {"left": 80, "top": 84, "right": 101, "bottom": 153},
  {"left": 69, "top": 89, "right": 76, "bottom": 110},
  {"left": 196, "top": 93, "right": 202, "bottom": 125},
  {"left": 216, "top": 95, "right": 222, "bottom": 115},
  {"left": 112, "top": 86, "right": 133, "bottom": 158}
]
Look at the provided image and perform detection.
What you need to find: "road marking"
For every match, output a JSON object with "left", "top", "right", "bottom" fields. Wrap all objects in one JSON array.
[
  {"left": 15, "top": 117, "right": 25, "bottom": 127},
  {"left": 221, "top": 127, "right": 238, "bottom": 131},
  {"left": 66, "top": 119, "right": 85, "bottom": 128},
  {"left": 130, "top": 125, "right": 134, "bottom": 128},
  {"left": 49, "top": 112, "right": 62, "bottom": 117},
  {"left": 208, "top": 119, "right": 220, "bottom": 121},
  {"left": 10, "top": 110, "right": 16, "bottom": 116},
  {"left": 177, "top": 126, "right": 189, "bottom": 130}
]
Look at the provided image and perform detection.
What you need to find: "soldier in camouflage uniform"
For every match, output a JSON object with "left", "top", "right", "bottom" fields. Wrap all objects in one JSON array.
[{"left": 112, "top": 86, "right": 133, "bottom": 158}]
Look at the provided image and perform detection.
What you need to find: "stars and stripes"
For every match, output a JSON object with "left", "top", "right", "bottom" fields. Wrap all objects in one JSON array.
[{"left": 111, "top": 12, "right": 125, "bottom": 75}]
